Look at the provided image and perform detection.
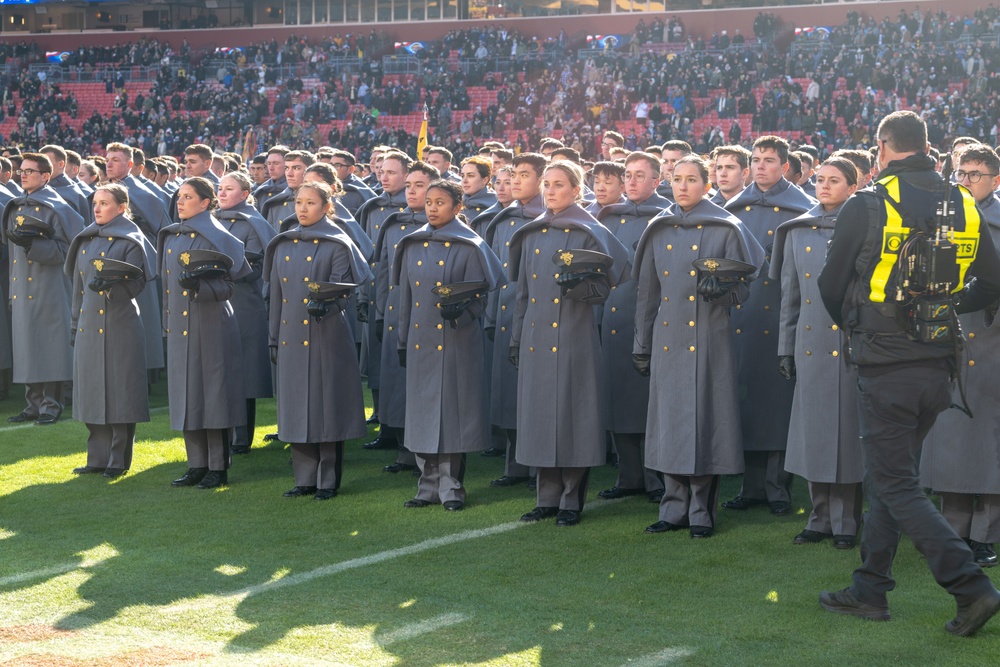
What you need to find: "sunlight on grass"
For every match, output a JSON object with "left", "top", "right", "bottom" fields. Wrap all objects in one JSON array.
[
  {"left": 398, "top": 599, "right": 416, "bottom": 609},
  {"left": 77, "top": 543, "right": 119, "bottom": 568},
  {"left": 0, "top": 528, "right": 15, "bottom": 540},
  {"left": 548, "top": 622, "right": 563, "bottom": 632},
  {"left": 0, "top": 454, "right": 91, "bottom": 494},
  {"left": 766, "top": 590, "right": 779, "bottom": 603},
  {"left": 0, "top": 571, "right": 95, "bottom": 624},
  {"left": 215, "top": 565, "right": 249, "bottom": 576},
  {"left": 268, "top": 567, "right": 292, "bottom": 583}
]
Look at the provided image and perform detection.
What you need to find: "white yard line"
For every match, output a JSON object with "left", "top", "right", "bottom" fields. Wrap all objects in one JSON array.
[
  {"left": 375, "top": 612, "right": 469, "bottom": 647},
  {"left": 615, "top": 647, "right": 695, "bottom": 666}
]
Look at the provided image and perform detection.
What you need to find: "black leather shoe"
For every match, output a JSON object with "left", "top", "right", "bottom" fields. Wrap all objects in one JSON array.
[
  {"left": 556, "top": 510, "right": 581, "bottom": 526},
  {"left": 384, "top": 462, "right": 416, "bottom": 473},
  {"left": 969, "top": 541, "right": 999, "bottom": 568},
  {"left": 171, "top": 467, "right": 208, "bottom": 487},
  {"left": 34, "top": 414, "right": 58, "bottom": 426},
  {"left": 490, "top": 475, "right": 529, "bottom": 487},
  {"left": 315, "top": 488, "right": 338, "bottom": 500},
  {"left": 364, "top": 436, "right": 396, "bottom": 450},
  {"left": 480, "top": 447, "right": 504, "bottom": 458},
  {"left": 283, "top": 486, "right": 317, "bottom": 497},
  {"left": 263, "top": 432, "right": 280, "bottom": 442},
  {"left": 833, "top": 535, "right": 857, "bottom": 550},
  {"left": 366, "top": 414, "right": 380, "bottom": 425},
  {"left": 73, "top": 466, "right": 104, "bottom": 475},
  {"left": 404, "top": 498, "right": 432, "bottom": 508},
  {"left": 722, "top": 495, "right": 765, "bottom": 510},
  {"left": 231, "top": 445, "right": 251, "bottom": 455},
  {"left": 770, "top": 501, "right": 792, "bottom": 515},
  {"left": 519, "top": 506, "right": 559, "bottom": 522},
  {"left": 597, "top": 486, "right": 645, "bottom": 500},
  {"left": 690, "top": 525, "right": 714, "bottom": 538},
  {"left": 946, "top": 588, "right": 1000, "bottom": 636},
  {"left": 648, "top": 490, "right": 665, "bottom": 503},
  {"left": 196, "top": 470, "right": 228, "bottom": 489},
  {"left": 103, "top": 468, "right": 127, "bottom": 479},
  {"left": 819, "top": 588, "right": 891, "bottom": 621},
  {"left": 443, "top": 500, "right": 464, "bottom": 511},
  {"left": 793, "top": 529, "right": 832, "bottom": 545},
  {"left": 8, "top": 411, "right": 37, "bottom": 423},
  {"left": 646, "top": 520, "right": 685, "bottom": 534}
]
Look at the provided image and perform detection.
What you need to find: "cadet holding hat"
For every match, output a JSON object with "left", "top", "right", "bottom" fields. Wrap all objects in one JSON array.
[
  {"left": 634, "top": 155, "right": 764, "bottom": 538},
  {"left": 158, "top": 177, "right": 252, "bottom": 490},
  {"left": 393, "top": 180, "right": 504, "bottom": 511},
  {"left": 508, "top": 161, "right": 630, "bottom": 527},
  {"left": 65, "top": 183, "right": 156, "bottom": 478},
  {"left": 216, "top": 172, "right": 277, "bottom": 455},
  {"left": 263, "top": 181, "right": 371, "bottom": 500}
]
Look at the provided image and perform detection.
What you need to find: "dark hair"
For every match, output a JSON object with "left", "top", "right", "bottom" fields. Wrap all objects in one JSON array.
[
  {"left": 539, "top": 137, "right": 565, "bottom": 152},
  {"left": 381, "top": 150, "right": 414, "bottom": 170},
  {"left": 331, "top": 149, "right": 357, "bottom": 166},
  {"left": 592, "top": 161, "right": 625, "bottom": 181},
  {"left": 40, "top": 144, "right": 67, "bottom": 162},
  {"left": 406, "top": 160, "right": 440, "bottom": 180},
  {"left": 305, "top": 163, "right": 344, "bottom": 193},
  {"left": 785, "top": 152, "right": 802, "bottom": 179},
  {"left": 712, "top": 145, "right": 750, "bottom": 169},
  {"left": 181, "top": 176, "right": 218, "bottom": 208},
  {"left": 184, "top": 144, "right": 214, "bottom": 161},
  {"left": 819, "top": 156, "right": 859, "bottom": 187},
  {"left": 791, "top": 150, "right": 814, "bottom": 169},
  {"left": 65, "top": 150, "right": 82, "bottom": 167},
  {"left": 461, "top": 155, "right": 492, "bottom": 180},
  {"left": 21, "top": 152, "right": 53, "bottom": 174},
  {"left": 132, "top": 148, "right": 146, "bottom": 166},
  {"left": 105, "top": 142, "right": 133, "bottom": 160},
  {"left": 661, "top": 140, "right": 693, "bottom": 154},
  {"left": 877, "top": 111, "right": 927, "bottom": 154},
  {"left": 511, "top": 152, "right": 548, "bottom": 177},
  {"left": 284, "top": 150, "right": 317, "bottom": 166},
  {"left": 267, "top": 145, "right": 291, "bottom": 157},
  {"left": 644, "top": 146, "right": 663, "bottom": 156},
  {"left": 426, "top": 179, "right": 463, "bottom": 206},
  {"left": 673, "top": 155, "right": 710, "bottom": 184},
  {"left": 251, "top": 153, "right": 267, "bottom": 165},
  {"left": 752, "top": 135, "right": 790, "bottom": 163},
  {"left": 831, "top": 149, "right": 872, "bottom": 175},
  {"left": 957, "top": 144, "right": 1000, "bottom": 175},
  {"left": 797, "top": 144, "right": 820, "bottom": 160},
  {"left": 296, "top": 180, "right": 335, "bottom": 207},
  {"left": 425, "top": 146, "right": 453, "bottom": 162},
  {"left": 94, "top": 182, "right": 132, "bottom": 218},
  {"left": 491, "top": 148, "right": 514, "bottom": 162},
  {"left": 952, "top": 136, "right": 980, "bottom": 150},
  {"left": 624, "top": 151, "right": 660, "bottom": 174},
  {"left": 551, "top": 147, "right": 582, "bottom": 164},
  {"left": 603, "top": 131, "right": 624, "bottom": 147}
]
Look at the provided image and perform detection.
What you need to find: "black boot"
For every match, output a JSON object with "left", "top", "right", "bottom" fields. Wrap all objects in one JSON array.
[
  {"left": 171, "top": 467, "right": 208, "bottom": 487},
  {"left": 197, "top": 470, "right": 228, "bottom": 489}
]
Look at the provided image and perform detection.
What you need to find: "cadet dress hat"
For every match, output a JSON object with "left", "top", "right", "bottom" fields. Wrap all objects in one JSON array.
[
  {"left": 550, "top": 248, "right": 614, "bottom": 277},
  {"left": 177, "top": 248, "right": 233, "bottom": 278},
  {"left": 433, "top": 281, "right": 490, "bottom": 322},
  {"left": 10, "top": 214, "right": 54, "bottom": 239},
  {"left": 691, "top": 257, "right": 756, "bottom": 283},
  {"left": 307, "top": 280, "right": 359, "bottom": 301},
  {"left": 91, "top": 257, "right": 143, "bottom": 280}
]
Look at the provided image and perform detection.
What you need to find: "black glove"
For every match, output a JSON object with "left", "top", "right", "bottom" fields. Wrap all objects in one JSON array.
[
  {"left": 441, "top": 304, "right": 464, "bottom": 321},
  {"left": 8, "top": 232, "right": 32, "bottom": 251},
  {"left": 485, "top": 326, "right": 495, "bottom": 342},
  {"left": 375, "top": 319, "right": 384, "bottom": 342},
  {"left": 508, "top": 345, "right": 519, "bottom": 369},
  {"left": 555, "top": 273, "right": 585, "bottom": 290},
  {"left": 178, "top": 271, "right": 201, "bottom": 291},
  {"left": 306, "top": 298, "right": 333, "bottom": 319},
  {"left": 356, "top": 300, "right": 369, "bottom": 323},
  {"left": 777, "top": 355, "right": 796, "bottom": 381},
  {"left": 986, "top": 300, "right": 999, "bottom": 328},
  {"left": 696, "top": 274, "right": 728, "bottom": 300},
  {"left": 632, "top": 353, "right": 651, "bottom": 377},
  {"left": 269, "top": 346, "right": 277, "bottom": 365},
  {"left": 397, "top": 348, "right": 406, "bottom": 368},
  {"left": 87, "top": 276, "right": 113, "bottom": 293}
]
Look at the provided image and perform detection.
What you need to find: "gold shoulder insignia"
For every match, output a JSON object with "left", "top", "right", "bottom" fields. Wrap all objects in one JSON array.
[
  {"left": 180, "top": 252, "right": 191, "bottom": 266},
  {"left": 705, "top": 259, "right": 719, "bottom": 272},
  {"left": 560, "top": 251, "right": 574, "bottom": 266}
]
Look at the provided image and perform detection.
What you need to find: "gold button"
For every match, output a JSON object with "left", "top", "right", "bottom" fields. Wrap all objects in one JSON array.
[
  {"left": 688, "top": 296, "right": 695, "bottom": 301},
  {"left": 663, "top": 271, "right": 669, "bottom": 277},
  {"left": 773, "top": 207, "right": 780, "bottom": 213},
  {"left": 389, "top": 326, "right": 394, "bottom": 331},
  {"left": 745, "top": 206, "right": 751, "bottom": 211},
  {"left": 663, "top": 297, "right": 668, "bottom": 302},
  {"left": 691, "top": 245, "right": 698, "bottom": 250},
  {"left": 552, "top": 322, "right": 558, "bottom": 328},
  {"left": 764, "top": 306, "right": 770, "bottom": 311},
  {"left": 529, "top": 347, "right": 534, "bottom": 352},
  {"left": 303, "top": 341, "right": 309, "bottom": 346},
  {"left": 445, "top": 242, "right": 451, "bottom": 247},
  {"left": 611, "top": 307, "right": 617, "bottom": 313},
  {"left": 805, "top": 273, "right": 811, "bottom": 278},
  {"left": 414, "top": 302, "right": 419, "bottom": 308},
  {"left": 831, "top": 351, "right": 838, "bottom": 357},
  {"left": 806, "top": 351, "right": 812, "bottom": 356},
  {"left": 502, "top": 305, "right": 507, "bottom": 311},
  {"left": 303, "top": 319, "right": 308, "bottom": 325},
  {"left": 663, "top": 321, "right": 668, "bottom": 326},
  {"left": 98, "top": 309, "right": 105, "bottom": 315},
  {"left": 531, "top": 298, "right": 536, "bottom": 304},
  {"left": 424, "top": 242, "right": 429, "bottom": 247},
  {"left": 968, "top": 332, "right": 975, "bottom": 339},
  {"left": 415, "top": 282, "right": 420, "bottom": 287},
  {"left": 306, "top": 256, "right": 312, "bottom": 261},
  {"left": 182, "top": 291, "right": 188, "bottom": 297},
  {"left": 806, "top": 246, "right": 812, "bottom": 253},
  {"left": 303, "top": 298, "right": 308, "bottom": 304},
  {"left": 437, "top": 324, "right": 443, "bottom": 330},
  {"left": 285, "top": 256, "right": 290, "bottom": 261},
  {"left": 501, "top": 326, "right": 507, "bottom": 332},
  {"left": 969, "top": 360, "right": 976, "bottom": 367},
  {"left": 99, "top": 328, "right": 104, "bottom": 334},
  {"left": 415, "top": 324, "right": 419, "bottom": 328},
  {"left": 283, "top": 278, "right": 288, "bottom": 283},
  {"left": 532, "top": 274, "right": 537, "bottom": 280},
  {"left": 551, "top": 347, "right": 557, "bottom": 352},
  {"left": 182, "top": 331, "right": 188, "bottom": 336},
  {"left": 667, "top": 244, "right": 673, "bottom": 250},
  {"left": 689, "top": 270, "right": 696, "bottom": 277},
  {"left": 763, "top": 280, "right": 769, "bottom": 286},
  {"left": 183, "top": 310, "right": 188, "bottom": 316},
  {"left": 688, "top": 321, "right": 695, "bottom": 327},
  {"left": 805, "top": 299, "right": 811, "bottom": 304},
  {"left": 689, "top": 345, "right": 695, "bottom": 352},
  {"left": 763, "top": 330, "right": 770, "bottom": 335},
  {"left": 663, "top": 346, "right": 668, "bottom": 351},
  {"left": 415, "top": 344, "right": 420, "bottom": 350},
  {"left": 418, "top": 261, "right": 422, "bottom": 266},
  {"left": 767, "top": 230, "right": 774, "bottom": 236},
  {"left": 805, "top": 325, "right": 811, "bottom": 331},
  {"left": 438, "top": 260, "right": 444, "bottom": 266},
  {"left": 535, "top": 249, "right": 540, "bottom": 255},
  {"left": 832, "top": 325, "right": 839, "bottom": 331},
  {"left": 437, "top": 345, "right": 443, "bottom": 351}
]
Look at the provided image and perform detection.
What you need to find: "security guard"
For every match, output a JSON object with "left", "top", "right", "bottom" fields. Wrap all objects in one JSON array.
[{"left": 817, "top": 111, "right": 1000, "bottom": 636}]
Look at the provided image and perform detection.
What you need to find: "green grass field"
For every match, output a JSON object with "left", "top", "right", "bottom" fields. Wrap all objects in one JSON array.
[{"left": 0, "top": 381, "right": 997, "bottom": 666}]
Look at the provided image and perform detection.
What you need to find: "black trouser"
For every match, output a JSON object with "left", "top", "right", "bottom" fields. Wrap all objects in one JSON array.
[{"left": 850, "top": 362, "right": 993, "bottom": 606}]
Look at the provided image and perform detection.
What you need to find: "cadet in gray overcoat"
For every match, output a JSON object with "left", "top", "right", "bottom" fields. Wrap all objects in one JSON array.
[
  {"left": 217, "top": 172, "right": 277, "bottom": 454},
  {"left": 922, "top": 147, "right": 1000, "bottom": 567},
  {"left": 634, "top": 156, "right": 764, "bottom": 538},
  {"left": 374, "top": 162, "right": 439, "bottom": 473},
  {"left": 482, "top": 156, "right": 546, "bottom": 486},
  {"left": 2, "top": 152, "right": 86, "bottom": 425},
  {"left": 158, "top": 177, "right": 251, "bottom": 490},
  {"left": 723, "top": 136, "right": 815, "bottom": 514},
  {"left": 509, "top": 162, "right": 630, "bottom": 527},
  {"left": 264, "top": 181, "right": 372, "bottom": 500},
  {"left": 596, "top": 152, "right": 671, "bottom": 502},
  {"left": 771, "top": 157, "right": 863, "bottom": 547},
  {"left": 393, "top": 180, "right": 505, "bottom": 510},
  {"left": 65, "top": 184, "right": 155, "bottom": 477}
]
